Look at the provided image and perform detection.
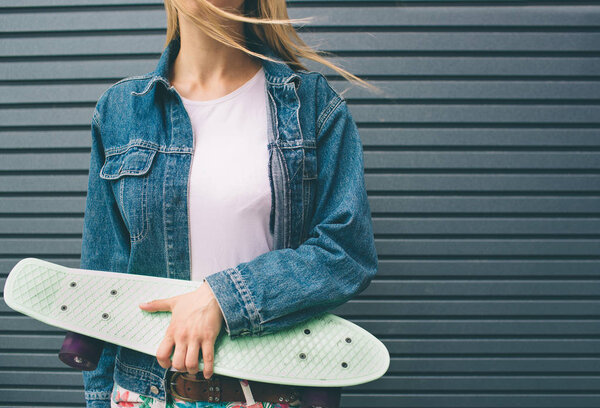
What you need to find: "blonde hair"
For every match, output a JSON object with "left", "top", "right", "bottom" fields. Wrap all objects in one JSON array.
[{"left": 163, "top": 0, "right": 384, "bottom": 96}]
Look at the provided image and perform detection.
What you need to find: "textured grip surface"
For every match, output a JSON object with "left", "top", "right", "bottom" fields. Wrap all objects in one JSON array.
[{"left": 4, "top": 258, "right": 390, "bottom": 387}]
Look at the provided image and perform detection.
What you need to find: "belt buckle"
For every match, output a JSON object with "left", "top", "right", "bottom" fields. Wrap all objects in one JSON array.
[
  {"left": 169, "top": 371, "right": 194, "bottom": 403},
  {"left": 168, "top": 371, "right": 222, "bottom": 403}
]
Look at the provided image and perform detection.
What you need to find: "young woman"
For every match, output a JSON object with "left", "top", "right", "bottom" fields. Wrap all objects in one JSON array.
[{"left": 80, "top": 0, "right": 380, "bottom": 407}]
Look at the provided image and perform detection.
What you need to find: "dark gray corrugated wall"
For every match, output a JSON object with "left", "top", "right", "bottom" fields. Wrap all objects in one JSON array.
[{"left": 2, "top": 1, "right": 600, "bottom": 407}]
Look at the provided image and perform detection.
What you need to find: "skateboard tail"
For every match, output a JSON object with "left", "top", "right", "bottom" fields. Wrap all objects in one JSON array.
[
  {"left": 3, "top": 257, "right": 174, "bottom": 355},
  {"left": 3, "top": 257, "right": 52, "bottom": 320}
]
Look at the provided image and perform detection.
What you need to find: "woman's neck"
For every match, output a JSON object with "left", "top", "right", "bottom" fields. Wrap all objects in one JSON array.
[{"left": 170, "top": 4, "right": 261, "bottom": 98}]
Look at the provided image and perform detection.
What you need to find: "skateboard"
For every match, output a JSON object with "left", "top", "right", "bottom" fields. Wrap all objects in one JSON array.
[{"left": 4, "top": 257, "right": 390, "bottom": 388}]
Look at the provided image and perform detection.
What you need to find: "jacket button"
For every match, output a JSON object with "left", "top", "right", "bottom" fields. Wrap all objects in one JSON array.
[{"left": 150, "top": 385, "right": 159, "bottom": 395}]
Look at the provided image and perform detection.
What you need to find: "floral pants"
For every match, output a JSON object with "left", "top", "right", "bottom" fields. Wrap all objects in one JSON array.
[{"left": 111, "top": 382, "right": 295, "bottom": 408}]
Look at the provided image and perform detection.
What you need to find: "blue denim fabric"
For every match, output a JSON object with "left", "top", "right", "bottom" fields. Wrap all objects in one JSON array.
[{"left": 80, "top": 35, "right": 378, "bottom": 408}]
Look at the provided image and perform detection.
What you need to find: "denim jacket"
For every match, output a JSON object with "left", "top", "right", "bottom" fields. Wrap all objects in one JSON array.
[{"left": 79, "top": 35, "right": 378, "bottom": 407}]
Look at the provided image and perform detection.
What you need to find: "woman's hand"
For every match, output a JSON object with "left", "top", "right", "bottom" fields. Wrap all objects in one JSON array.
[{"left": 139, "top": 281, "right": 224, "bottom": 379}]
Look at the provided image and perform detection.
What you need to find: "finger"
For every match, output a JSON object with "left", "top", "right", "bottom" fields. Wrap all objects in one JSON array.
[
  {"left": 201, "top": 339, "right": 215, "bottom": 379},
  {"left": 185, "top": 341, "right": 200, "bottom": 375},
  {"left": 139, "top": 298, "right": 172, "bottom": 312},
  {"left": 156, "top": 334, "right": 175, "bottom": 369},
  {"left": 171, "top": 341, "right": 187, "bottom": 372}
]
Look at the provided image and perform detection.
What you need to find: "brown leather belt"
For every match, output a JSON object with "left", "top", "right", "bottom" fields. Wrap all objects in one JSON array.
[{"left": 166, "top": 371, "right": 302, "bottom": 405}]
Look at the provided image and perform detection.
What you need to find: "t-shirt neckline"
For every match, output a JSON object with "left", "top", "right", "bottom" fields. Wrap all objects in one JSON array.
[{"left": 179, "top": 67, "right": 264, "bottom": 106}]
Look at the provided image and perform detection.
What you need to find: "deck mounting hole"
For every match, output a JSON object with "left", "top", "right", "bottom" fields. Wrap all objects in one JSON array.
[
  {"left": 69, "top": 282, "right": 77, "bottom": 288},
  {"left": 110, "top": 289, "right": 118, "bottom": 296},
  {"left": 102, "top": 313, "right": 110, "bottom": 320},
  {"left": 341, "top": 362, "right": 348, "bottom": 368},
  {"left": 60, "top": 305, "right": 67, "bottom": 311},
  {"left": 299, "top": 353, "right": 306, "bottom": 360},
  {"left": 345, "top": 337, "right": 352, "bottom": 343},
  {"left": 304, "top": 329, "right": 310, "bottom": 335}
]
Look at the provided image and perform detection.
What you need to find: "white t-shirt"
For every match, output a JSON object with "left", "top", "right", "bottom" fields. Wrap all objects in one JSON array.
[{"left": 180, "top": 66, "right": 273, "bottom": 283}]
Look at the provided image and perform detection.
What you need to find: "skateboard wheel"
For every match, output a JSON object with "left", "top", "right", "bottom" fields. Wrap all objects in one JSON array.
[
  {"left": 300, "top": 387, "right": 341, "bottom": 408},
  {"left": 58, "top": 331, "right": 105, "bottom": 371}
]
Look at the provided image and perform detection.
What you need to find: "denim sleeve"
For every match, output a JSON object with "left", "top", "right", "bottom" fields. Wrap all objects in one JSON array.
[
  {"left": 205, "top": 96, "right": 378, "bottom": 338},
  {"left": 80, "top": 109, "right": 130, "bottom": 407}
]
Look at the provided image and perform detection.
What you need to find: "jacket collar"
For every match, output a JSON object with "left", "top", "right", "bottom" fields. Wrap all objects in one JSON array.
[{"left": 137, "top": 36, "right": 301, "bottom": 96}]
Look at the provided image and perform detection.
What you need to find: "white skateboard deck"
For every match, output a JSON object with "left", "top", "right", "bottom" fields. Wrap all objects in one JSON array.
[{"left": 3, "top": 258, "right": 390, "bottom": 387}]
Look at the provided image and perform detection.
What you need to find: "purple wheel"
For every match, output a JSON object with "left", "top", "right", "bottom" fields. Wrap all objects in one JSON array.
[
  {"left": 58, "top": 331, "right": 105, "bottom": 371},
  {"left": 300, "top": 387, "right": 341, "bottom": 408}
]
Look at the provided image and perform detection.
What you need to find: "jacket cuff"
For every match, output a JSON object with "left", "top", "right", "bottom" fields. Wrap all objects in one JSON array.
[
  {"left": 204, "top": 266, "right": 258, "bottom": 338},
  {"left": 84, "top": 390, "right": 111, "bottom": 408},
  {"left": 85, "top": 401, "right": 110, "bottom": 408}
]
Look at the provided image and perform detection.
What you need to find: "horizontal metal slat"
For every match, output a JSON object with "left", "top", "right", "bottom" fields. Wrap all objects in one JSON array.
[
  {"left": 1, "top": 236, "right": 600, "bottom": 257},
  {"left": 6, "top": 32, "right": 600, "bottom": 57},
  {"left": 0, "top": 371, "right": 82, "bottom": 387},
  {"left": 4, "top": 6, "right": 600, "bottom": 30},
  {"left": 0, "top": 33, "right": 404, "bottom": 57},
  {"left": 3, "top": 129, "right": 600, "bottom": 150},
  {"left": 4, "top": 57, "right": 600, "bottom": 80},
  {"left": 366, "top": 174, "right": 600, "bottom": 193},
  {"left": 0, "top": 7, "right": 401, "bottom": 31},
  {"left": 334, "top": 299, "right": 600, "bottom": 316},
  {"left": 373, "top": 238, "right": 600, "bottom": 257},
  {"left": 5, "top": 315, "right": 600, "bottom": 336},
  {"left": 4, "top": 105, "right": 600, "bottom": 127},
  {"left": 4, "top": 297, "right": 600, "bottom": 317},
  {"left": 341, "top": 394, "right": 600, "bottom": 408},
  {"left": 0, "top": 334, "right": 66, "bottom": 349},
  {"left": 3, "top": 173, "right": 600, "bottom": 194},
  {"left": 5, "top": 151, "right": 600, "bottom": 171},
  {"left": 0, "top": 352, "right": 69, "bottom": 369},
  {"left": 0, "top": 388, "right": 84, "bottom": 404},
  {"left": 3, "top": 334, "right": 600, "bottom": 355},
  {"left": 0, "top": 197, "right": 85, "bottom": 211},
  {"left": 379, "top": 338, "right": 600, "bottom": 354},
  {"left": 0, "top": 218, "right": 83, "bottom": 234},
  {"left": 4, "top": 217, "right": 600, "bottom": 235},
  {"left": 2, "top": 195, "right": 600, "bottom": 216},
  {"left": 369, "top": 196, "right": 600, "bottom": 214},
  {"left": 6, "top": 80, "right": 600, "bottom": 104},
  {"left": 4, "top": 259, "right": 600, "bottom": 279}
]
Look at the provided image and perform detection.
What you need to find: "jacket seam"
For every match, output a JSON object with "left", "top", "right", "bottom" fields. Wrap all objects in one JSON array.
[
  {"left": 92, "top": 109, "right": 101, "bottom": 128},
  {"left": 129, "top": 176, "right": 150, "bottom": 243},
  {"left": 315, "top": 95, "right": 343, "bottom": 138},
  {"left": 119, "top": 176, "right": 126, "bottom": 231},
  {"left": 267, "top": 90, "right": 280, "bottom": 142},
  {"left": 104, "top": 140, "right": 193, "bottom": 157},
  {"left": 291, "top": 82, "right": 303, "bottom": 143},
  {"left": 95, "top": 73, "right": 154, "bottom": 113},
  {"left": 319, "top": 71, "right": 346, "bottom": 102},
  {"left": 279, "top": 146, "right": 291, "bottom": 249},
  {"left": 113, "top": 74, "right": 154, "bottom": 87}
]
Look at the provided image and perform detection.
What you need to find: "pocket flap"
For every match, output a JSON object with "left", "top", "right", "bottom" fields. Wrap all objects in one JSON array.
[{"left": 99, "top": 146, "right": 157, "bottom": 180}]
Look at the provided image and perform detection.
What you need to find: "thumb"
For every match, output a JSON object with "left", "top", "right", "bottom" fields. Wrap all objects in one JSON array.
[{"left": 139, "top": 298, "right": 172, "bottom": 312}]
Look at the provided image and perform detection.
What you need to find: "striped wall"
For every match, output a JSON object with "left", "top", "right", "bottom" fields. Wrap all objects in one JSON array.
[{"left": 2, "top": 1, "right": 600, "bottom": 407}]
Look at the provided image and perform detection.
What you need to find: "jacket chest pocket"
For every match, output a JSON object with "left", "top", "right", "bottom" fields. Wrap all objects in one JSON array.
[{"left": 99, "top": 145, "right": 157, "bottom": 243}]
